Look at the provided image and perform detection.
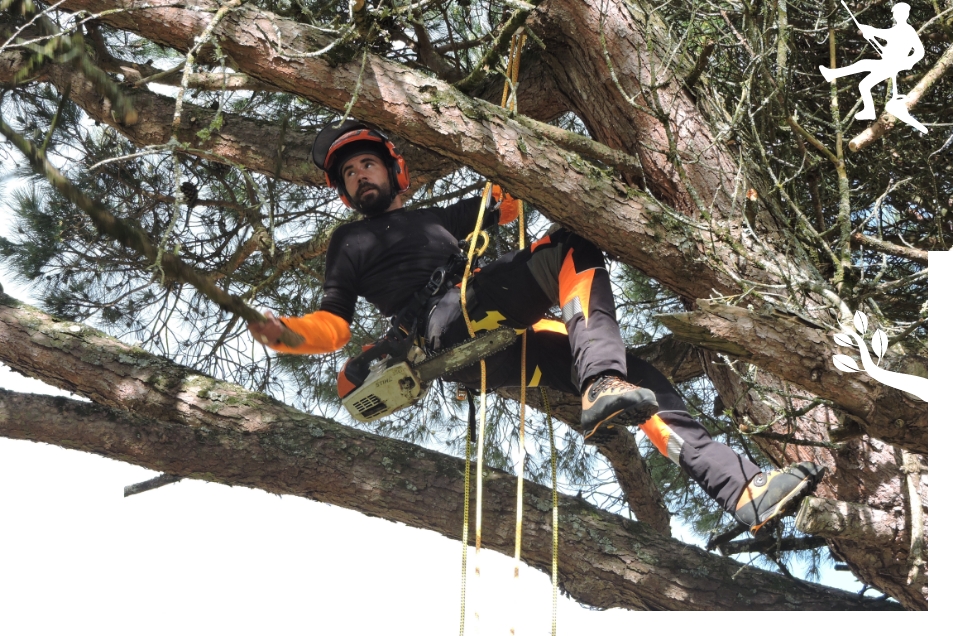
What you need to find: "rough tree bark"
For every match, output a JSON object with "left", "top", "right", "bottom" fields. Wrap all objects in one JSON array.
[
  {"left": 47, "top": 0, "right": 926, "bottom": 455},
  {"left": 1, "top": 0, "right": 928, "bottom": 608},
  {"left": 658, "top": 301, "right": 927, "bottom": 453},
  {"left": 0, "top": 293, "right": 898, "bottom": 611}
]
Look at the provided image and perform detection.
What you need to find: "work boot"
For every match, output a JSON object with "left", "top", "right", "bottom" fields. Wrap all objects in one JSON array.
[
  {"left": 735, "top": 462, "right": 825, "bottom": 533},
  {"left": 580, "top": 375, "right": 658, "bottom": 443}
]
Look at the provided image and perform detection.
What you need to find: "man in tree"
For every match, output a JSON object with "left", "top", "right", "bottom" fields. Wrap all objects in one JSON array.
[{"left": 247, "top": 120, "right": 824, "bottom": 532}]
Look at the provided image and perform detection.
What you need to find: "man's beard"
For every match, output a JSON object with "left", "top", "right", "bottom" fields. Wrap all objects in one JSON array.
[{"left": 353, "top": 182, "right": 395, "bottom": 216}]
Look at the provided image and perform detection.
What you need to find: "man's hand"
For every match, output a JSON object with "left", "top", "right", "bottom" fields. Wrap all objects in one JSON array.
[
  {"left": 490, "top": 184, "right": 521, "bottom": 225},
  {"left": 249, "top": 311, "right": 295, "bottom": 346}
]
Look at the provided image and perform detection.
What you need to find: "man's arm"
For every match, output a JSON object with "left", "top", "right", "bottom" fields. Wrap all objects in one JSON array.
[
  {"left": 440, "top": 186, "right": 522, "bottom": 241},
  {"left": 911, "top": 29, "right": 925, "bottom": 65},
  {"left": 248, "top": 228, "right": 356, "bottom": 355},
  {"left": 860, "top": 24, "right": 885, "bottom": 38}
]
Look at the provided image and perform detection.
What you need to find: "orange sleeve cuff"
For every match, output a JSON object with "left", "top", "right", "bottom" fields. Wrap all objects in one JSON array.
[
  {"left": 267, "top": 310, "right": 351, "bottom": 355},
  {"left": 491, "top": 185, "right": 521, "bottom": 225}
]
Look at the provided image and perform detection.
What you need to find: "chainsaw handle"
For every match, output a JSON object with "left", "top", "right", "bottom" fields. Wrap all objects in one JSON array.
[{"left": 345, "top": 331, "right": 414, "bottom": 387}]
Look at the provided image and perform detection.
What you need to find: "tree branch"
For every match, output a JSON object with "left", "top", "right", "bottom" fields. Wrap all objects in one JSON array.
[
  {"left": 716, "top": 534, "right": 828, "bottom": 557},
  {"left": 0, "top": 297, "right": 899, "bottom": 611},
  {"left": 684, "top": 39, "right": 714, "bottom": 88},
  {"left": 657, "top": 300, "right": 927, "bottom": 454},
  {"left": 901, "top": 450, "right": 926, "bottom": 585},
  {"left": 454, "top": 2, "right": 541, "bottom": 93},
  {"left": 0, "top": 117, "right": 290, "bottom": 336},
  {"left": 851, "top": 232, "right": 929, "bottom": 265},
  {"left": 795, "top": 496, "right": 902, "bottom": 546},
  {"left": 124, "top": 472, "right": 184, "bottom": 497}
]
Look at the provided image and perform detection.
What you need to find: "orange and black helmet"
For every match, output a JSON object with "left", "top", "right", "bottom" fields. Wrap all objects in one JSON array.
[{"left": 311, "top": 119, "right": 410, "bottom": 208}]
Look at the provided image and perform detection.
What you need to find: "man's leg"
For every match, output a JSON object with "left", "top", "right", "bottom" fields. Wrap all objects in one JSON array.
[
  {"left": 511, "top": 337, "right": 821, "bottom": 529},
  {"left": 523, "top": 340, "right": 763, "bottom": 513},
  {"left": 463, "top": 229, "right": 627, "bottom": 387},
  {"left": 625, "top": 356, "right": 762, "bottom": 512},
  {"left": 430, "top": 271, "right": 821, "bottom": 531},
  {"left": 856, "top": 68, "right": 893, "bottom": 118},
  {"left": 425, "top": 228, "right": 657, "bottom": 431}
]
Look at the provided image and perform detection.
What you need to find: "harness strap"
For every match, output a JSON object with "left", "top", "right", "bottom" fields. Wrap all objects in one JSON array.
[{"left": 392, "top": 251, "right": 467, "bottom": 336}]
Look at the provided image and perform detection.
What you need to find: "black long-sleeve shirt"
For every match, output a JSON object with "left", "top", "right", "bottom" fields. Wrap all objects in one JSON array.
[{"left": 320, "top": 197, "right": 500, "bottom": 322}]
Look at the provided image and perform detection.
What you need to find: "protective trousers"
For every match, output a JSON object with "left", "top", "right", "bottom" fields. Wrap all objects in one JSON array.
[{"left": 423, "top": 229, "right": 761, "bottom": 512}]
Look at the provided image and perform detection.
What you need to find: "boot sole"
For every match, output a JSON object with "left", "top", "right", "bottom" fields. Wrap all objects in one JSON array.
[
  {"left": 751, "top": 466, "right": 826, "bottom": 533},
  {"left": 582, "top": 399, "right": 659, "bottom": 443}
]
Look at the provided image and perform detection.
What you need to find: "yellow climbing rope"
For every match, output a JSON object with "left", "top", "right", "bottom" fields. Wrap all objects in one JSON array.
[
  {"left": 458, "top": 181, "right": 493, "bottom": 636},
  {"left": 541, "top": 387, "right": 559, "bottom": 636},
  {"left": 459, "top": 28, "right": 557, "bottom": 636},
  {"left": 511, "top": 30, "right": 529, "bottom": 633}
]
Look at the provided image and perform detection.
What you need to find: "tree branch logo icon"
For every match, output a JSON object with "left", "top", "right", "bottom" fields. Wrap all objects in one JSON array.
[
  {"left": 832, "top": 310, "right": 929, "bottom": 402},
  {"left": 819, "top": 2, "right": 927, "bottom": 133}
]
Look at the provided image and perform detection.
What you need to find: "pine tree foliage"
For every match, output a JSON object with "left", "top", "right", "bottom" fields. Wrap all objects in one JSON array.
[{"left": 1, "top": 0, "right": 943, "bottom": 605}]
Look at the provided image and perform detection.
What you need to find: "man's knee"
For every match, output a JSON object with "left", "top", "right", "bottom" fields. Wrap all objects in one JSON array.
[{"left": 527, "top": 230, "right": 607, "bottom": 300}]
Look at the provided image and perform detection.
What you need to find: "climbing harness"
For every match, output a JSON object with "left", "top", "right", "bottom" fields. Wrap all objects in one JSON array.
[
  {"left": 458, "top": 29, "right": 559, "bottom": 636},
  {"left": 338, "top": 239, "right": 518, "bottom": 423}
]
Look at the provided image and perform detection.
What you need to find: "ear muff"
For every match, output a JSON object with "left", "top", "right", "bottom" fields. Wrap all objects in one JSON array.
[{"left": 389, "top": 148, "right": 410, "bottom": 193}]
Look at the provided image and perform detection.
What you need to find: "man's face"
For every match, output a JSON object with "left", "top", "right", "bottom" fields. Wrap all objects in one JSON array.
[{"left": 342, "top": 153, "right": 394, "bottom": 216}]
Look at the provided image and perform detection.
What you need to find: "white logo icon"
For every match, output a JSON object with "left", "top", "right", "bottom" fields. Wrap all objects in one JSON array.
[
  {"left": 819, "top": 2, "right": 926, "bottom": 133},
  {"left": 832, "top": 310, "right": 929, "bottom": 402}
]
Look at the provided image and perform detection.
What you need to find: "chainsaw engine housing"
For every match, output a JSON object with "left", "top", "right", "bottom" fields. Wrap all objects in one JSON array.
[{"left": 342, "top": 356, "right": 427, "bottom": 422}]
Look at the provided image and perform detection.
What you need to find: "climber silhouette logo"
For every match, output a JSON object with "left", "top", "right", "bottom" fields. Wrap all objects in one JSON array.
[
  {"left": 832, "top": 310, "right": 929, "bottom": 402},
  {"left": 819, "top": 2, "right": 927, "bottom": 133}
]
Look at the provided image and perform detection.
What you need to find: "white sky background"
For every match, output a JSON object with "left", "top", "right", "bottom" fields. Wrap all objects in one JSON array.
[{"left": 0, "top": 224, "right": 947, "bottom": 630}]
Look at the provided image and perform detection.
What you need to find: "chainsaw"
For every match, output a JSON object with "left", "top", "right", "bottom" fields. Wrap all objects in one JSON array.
[{"left": 338, "top": 328, "right": 518, "bottom": 422}]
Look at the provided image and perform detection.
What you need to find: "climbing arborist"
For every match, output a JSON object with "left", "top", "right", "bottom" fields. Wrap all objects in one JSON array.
[{"left": 247, "top": 119, "right": 823, "bottom": 532}]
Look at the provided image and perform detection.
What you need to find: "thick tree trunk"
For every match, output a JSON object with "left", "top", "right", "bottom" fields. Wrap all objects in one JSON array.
[
  {"left": 0, "top": 293, "right": 898, "bottom": 611},
  {"left": 46, "top": 0, "right": 923, "bottom": 446},
  {"left": 4, "top": 0, "right": 928, "bottom": 608},
  {"left": 521, "top": 0, "right": 929, "bottom": 608}
]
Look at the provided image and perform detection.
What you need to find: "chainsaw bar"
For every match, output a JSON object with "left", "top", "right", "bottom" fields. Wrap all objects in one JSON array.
[{"left": 413, "top": 328, "right": 518, "bottom": 383}]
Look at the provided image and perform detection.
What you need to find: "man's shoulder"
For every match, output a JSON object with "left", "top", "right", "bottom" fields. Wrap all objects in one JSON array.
[{"left": 326, "top": 217, "right": 376, "bottom": 258}]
